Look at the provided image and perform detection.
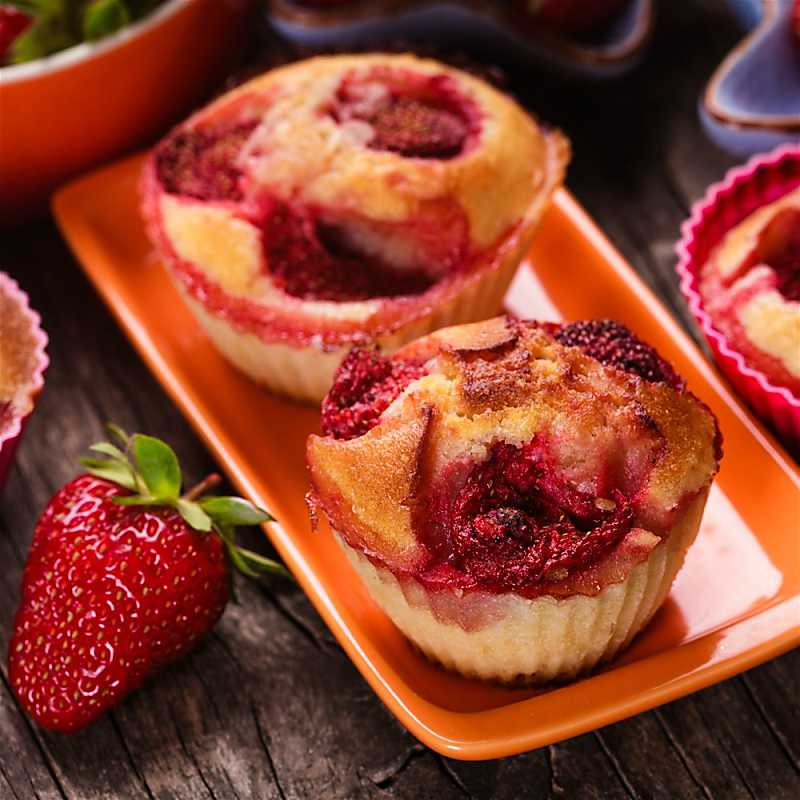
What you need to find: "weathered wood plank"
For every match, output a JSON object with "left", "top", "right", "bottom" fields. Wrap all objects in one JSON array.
[
  {"left": 594, "top": 715, "right": 707, "bottom": 799},
  {"left": 690, "top": 676, "right": 800, "bottom": 799},
  {"left": 740, "top": 653, "right": 800, "bottom": 774},
  {"left": 443, "top": 733, "right": 634, "bottom": 800},
  {"left": 0, "top": 668, "right": 67, "bottom": 800}
]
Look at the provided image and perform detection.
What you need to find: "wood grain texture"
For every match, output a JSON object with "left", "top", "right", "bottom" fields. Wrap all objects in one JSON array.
[{"left": 1, "top": 1, "right": 798, "bottom": 798}]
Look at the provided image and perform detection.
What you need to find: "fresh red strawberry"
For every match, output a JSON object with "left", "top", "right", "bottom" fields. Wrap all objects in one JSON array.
[
  {"left": 0, "top": 6, "right": 31, "bottom": 61},
  {"left": 8, "top": 425, "right": 290, "bottom": 733}
]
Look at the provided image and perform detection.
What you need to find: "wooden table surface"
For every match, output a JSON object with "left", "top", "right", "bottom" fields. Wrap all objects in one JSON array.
[{"left": 2, "top": 2, "right": 799, "bottom": 798}]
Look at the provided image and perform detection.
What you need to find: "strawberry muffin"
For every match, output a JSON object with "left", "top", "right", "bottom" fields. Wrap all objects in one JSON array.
[
  {"left": 141, "top": 54, "right": 568, "bottom": 403},
  {"left": 0, "top": 273, "right": 48, "bottom": 490},
  {"left": 307, "top": 317, "right": 721, "bottom": 683},
  {"left": 698, "top": 188, "right": 800, "bottom": 397}
]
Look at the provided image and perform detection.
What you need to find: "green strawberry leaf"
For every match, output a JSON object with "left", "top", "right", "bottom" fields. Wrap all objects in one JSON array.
[
  {"left": 79, "top": 457, "right": 138, "bottom": 491},
  {"left": 79, "top": 423, "right": 292, "bottom": 582},
  {"left": 132, "top": 434, "right": 182, "bottom": 500},
  {"left": 201, "top": 496, "right": 273, "bottom": 527},
  {"left": 234, "top": 547, "right": 293, "bottom": 580},
  {"left": 213, "top": 521, "right": 292, "bottom": 581},
  {"left": 175, "top": 499, "right": 213, "bottom": 532},
  {"left": 88, "top": 442, "right": 127, "bottom": 460},
  {"left": 82, "top": 0, "right": 130, "bottom": 42},
  {"left": 112, "top": 494, "right": 157, "bottom": 506},
  {"left": 106, "top": 422, "right": 130, "bottom": 447},
  {"left": 224, "top": 538, "right": 257, "bottom": 578}
]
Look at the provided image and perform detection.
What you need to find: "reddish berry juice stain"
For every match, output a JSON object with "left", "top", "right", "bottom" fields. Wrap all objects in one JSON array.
[
  {"left": 154, "top": 109, "right": 458, "bottom": 303},
  {"left": 154, "top": 74, "right": 481, "bottom": 303},
  {"left": 318, "top": 321, "right": 694, "bottom": 591},
  {"left": 367, "top": 97, "right": 468, "bottom": 158}
]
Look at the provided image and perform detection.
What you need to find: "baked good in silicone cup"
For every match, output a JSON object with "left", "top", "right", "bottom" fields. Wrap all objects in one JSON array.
[
  {"left": 0, "top": 273, "right": 48, "bottom": 491},
  {"left": 700, "top": 188, "right": 800, "bottom": 394},
  {"left": 307, "top": 316, "right": 721, "bottom": 683},
  {"left": 140, "top": 54, "right": 569, "bottom": 404},
  {"left": 676, "top": 145, "right": 800, "bottom": 447}
]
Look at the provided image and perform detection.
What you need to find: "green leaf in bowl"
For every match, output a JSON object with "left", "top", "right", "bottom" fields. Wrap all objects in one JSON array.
[
  {"left": 10, "top": 12, "right": 78, "bottom": 64},
  {"left": 82, "top": 0, "right": 130, "bottom": 41}
]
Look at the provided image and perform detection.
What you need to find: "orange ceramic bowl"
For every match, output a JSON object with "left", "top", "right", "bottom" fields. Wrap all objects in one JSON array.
[{"left": 0, "top": 0, "right": 254, "bottom": 225}]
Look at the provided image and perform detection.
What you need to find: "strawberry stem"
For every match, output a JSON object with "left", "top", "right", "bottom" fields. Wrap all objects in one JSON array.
[{"left": 184, "top": 473, "right": 222, "bottom": 501}]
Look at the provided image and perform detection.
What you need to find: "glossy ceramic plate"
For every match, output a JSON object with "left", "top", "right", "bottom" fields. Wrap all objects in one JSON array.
[{"left": 53, "top": 154, "right": 800, "bottom": 760}]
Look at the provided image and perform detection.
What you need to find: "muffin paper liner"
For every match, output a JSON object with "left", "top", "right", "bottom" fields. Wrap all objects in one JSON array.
[
  {"left": 675, "top": 144, "right": 800, "bottom": 448},
  {"left": 0, "top": 273, "right": 49, "bottom": 490},
  {"left": 335, "top": 490, "right": 709, "bottom": 685}
]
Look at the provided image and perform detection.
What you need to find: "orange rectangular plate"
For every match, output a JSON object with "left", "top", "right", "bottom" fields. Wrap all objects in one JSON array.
[{"left": 53, "top": 154, "right": 800, "bottom": 760}]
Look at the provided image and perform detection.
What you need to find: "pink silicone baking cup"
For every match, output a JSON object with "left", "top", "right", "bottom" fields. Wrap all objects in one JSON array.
[
  {"left": 0, "top": 273, "right": 49, "bottom": 491},
  {"left": 676, "top": 144, "right": 800, "bottom": 449}
]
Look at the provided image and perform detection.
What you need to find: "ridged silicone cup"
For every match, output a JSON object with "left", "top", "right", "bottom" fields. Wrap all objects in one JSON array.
[
  {"left": 0, "top": 273, "right": 49, "bottom": 491},
  {"left": 675, "top": 144, "right": 800, "bottom": 449},
  {"left": 335, "top": 489, "right": 710, "bottom": 685}
]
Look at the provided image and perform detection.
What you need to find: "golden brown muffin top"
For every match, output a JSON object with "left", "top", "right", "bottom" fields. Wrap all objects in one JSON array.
[
  {"left": 143, "top": 54, "right": 568, "bottom": 338},
  {"left": 308, "top": 317, "right": 721, "bottom": 589}
]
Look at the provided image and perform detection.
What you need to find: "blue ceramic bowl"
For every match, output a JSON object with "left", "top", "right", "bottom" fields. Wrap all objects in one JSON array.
[
  {"left": 701, "top": 0, "right": 800, "bottom": 156},
  {"left": 264, "top": 0, "right": 653, "bottom": 80}
]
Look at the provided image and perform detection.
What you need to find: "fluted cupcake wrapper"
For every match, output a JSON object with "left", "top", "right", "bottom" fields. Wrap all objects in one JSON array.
[
  {"left": 335, "top": 489, "right": 709, "bottom": 685},
  {"left": 675, "top": 144, "right": 800, "bottom": 449},
  {"left": 0, "top": 273, "right": 49, "bottom": 491}
]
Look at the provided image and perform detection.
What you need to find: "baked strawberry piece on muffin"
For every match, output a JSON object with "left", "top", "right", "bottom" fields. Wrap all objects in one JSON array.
[
  {"left": 699, "top": 188, "right": 800, "bottom": 397},
  {"left": 307, "top": 317, "right": 721, "bottom": 683},
  {"left": 141, "top": 54, "right": 568, "bottom": 403}
]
